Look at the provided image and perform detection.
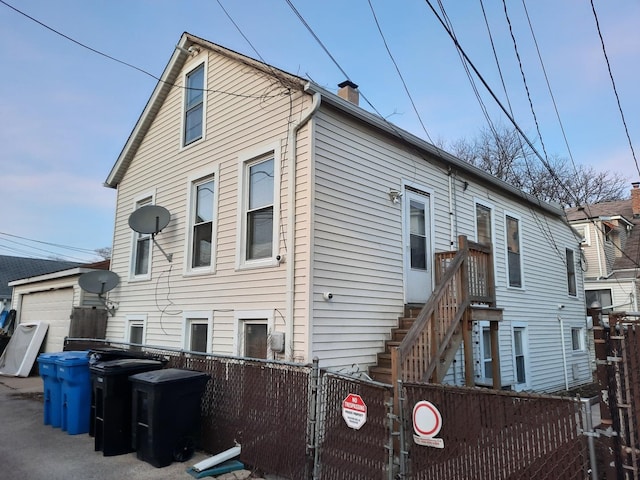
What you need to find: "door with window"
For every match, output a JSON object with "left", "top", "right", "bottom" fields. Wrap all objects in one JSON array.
[{"left": 404, "top": 189, "right": 432, "bottom": 303}]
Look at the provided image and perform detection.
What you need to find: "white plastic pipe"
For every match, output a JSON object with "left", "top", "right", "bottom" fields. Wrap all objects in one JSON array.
[
  {"left": 192, "top": 445, "right": 241, "bottom": 473},
  {"left": 284, "top": 89, "right": 321, "bottom": 361},
  {"left": 558, "top": 315, "right": 569, "bottom": 391}
]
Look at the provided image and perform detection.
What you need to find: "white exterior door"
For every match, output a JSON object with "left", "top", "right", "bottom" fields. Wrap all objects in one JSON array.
[{"left": 404, "top": 189, "right": 432, "bottom": 303}]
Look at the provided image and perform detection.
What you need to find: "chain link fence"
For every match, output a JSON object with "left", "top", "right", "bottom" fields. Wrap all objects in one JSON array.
[{"left": 65, "top": 338, "right": 594, "bottom": 479}]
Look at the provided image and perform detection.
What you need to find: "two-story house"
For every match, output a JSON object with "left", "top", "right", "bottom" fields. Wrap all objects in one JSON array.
[
  {"left": 566, "top": 183, "right": 640, "bottom": 317},
  {"left": 100, "top": 32, "right": 590, "bottom": 392}
]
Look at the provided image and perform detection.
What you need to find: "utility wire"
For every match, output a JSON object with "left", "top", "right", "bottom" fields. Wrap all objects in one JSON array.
[
  {"left": 589, "top": 0, "right": 640, "bottom": 178},
  {"left": 366, "top": 0, "right": 435, "bottom": 144},
  {"left": 0, "top": 231, "right": 97, "bottom": 254},
  {"left": 0, "top": 0, "right": 285, "bottom": 101}
]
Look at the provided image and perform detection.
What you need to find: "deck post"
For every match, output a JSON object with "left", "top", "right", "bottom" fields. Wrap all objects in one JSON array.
[{"left": 463, "top": 310, "right": 474, "bottom": 386}]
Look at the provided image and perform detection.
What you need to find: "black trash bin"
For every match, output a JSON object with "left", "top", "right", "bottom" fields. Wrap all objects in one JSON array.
[
  {"left": 90, "top": 358, "right": 165, "bottom": 456},
  {"left": 129, "top": 368, "right": 210, "bottom": 468}
]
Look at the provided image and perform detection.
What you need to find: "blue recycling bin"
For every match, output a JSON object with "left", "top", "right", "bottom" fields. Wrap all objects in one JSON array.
[
  {"left": 55, "top": 351, "right": 91, "bottom": 435},
  {"left": 37, "top": 351, "right": 88, "bottom": 428},
  {"left": 37, "top": 352, "right": 65, "bottom": 427}
]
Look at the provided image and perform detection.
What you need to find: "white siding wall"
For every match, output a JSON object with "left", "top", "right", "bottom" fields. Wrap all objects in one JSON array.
[
  {"left": 107, "top": 49, "right": 313, "bottom": 361},
  {"left": 311, "top": 106, "right": 589, "bottom": 392}
]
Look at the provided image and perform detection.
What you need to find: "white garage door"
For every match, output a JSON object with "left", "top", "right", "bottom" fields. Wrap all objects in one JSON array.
[{"left": 21, "top": 288, "right": 74, "bottom": 353}]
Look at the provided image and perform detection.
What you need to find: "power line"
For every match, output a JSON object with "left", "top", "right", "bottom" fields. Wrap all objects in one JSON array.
[
  {"left": 589, "top": 0, "right": 640, "bottom": 178},
  {"left": 366, "top": 0, "right": 435, "bottom": 144},
  {"left": 0, "top": 0, "right": 286, "bottom": 101},
  {"left": 0, "top": 231, "right": 99, "bottom": 262}
]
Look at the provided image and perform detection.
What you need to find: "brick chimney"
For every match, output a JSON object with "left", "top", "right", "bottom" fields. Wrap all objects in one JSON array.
[
  {"left": 632, "top": 182, "right": 640, "bottom": 217},
  {"left": 337, "top": 80, "right": 359, "bottom": 106}
]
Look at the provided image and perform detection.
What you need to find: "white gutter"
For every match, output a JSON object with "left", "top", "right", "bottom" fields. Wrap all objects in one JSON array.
[
  {"left": 285, "top": 89, "right": 321, "bottom": 361},
  {"left": 448, "top": 170, "right": 455, "bottom": 248},
  {"left": 558, "top": 315, "right": 569, "bottom": 391},
  {"left": 594, "top": 221, "right": 604, "bottom": 279}
]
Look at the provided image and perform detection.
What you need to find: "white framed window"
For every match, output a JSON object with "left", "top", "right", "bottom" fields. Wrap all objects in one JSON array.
[
  {"left": 571, "top": 327, "right": 585, "bottom": 351},
  {"left": 512, "top": 323, "right": 529, "bottom": 390},
  {"left": 182, "top": 311, "right": 213, "bottom": 354},
  {"left": 130, "top": 194, "right": 154, "bottom": 280},
  {"left": 237, "top": 144, "right": 281, "bottom": 269},
  {"left": 183, "top": 62, "right": 206, "bottom": 146},
  {"left": 573, "top": 224, "right": 590, "bottom": 245},
  {"left": 185, "top": 168, "right": 218, "bottom": 274},
  {"left": 585, "top": 289, "right": 613, "bottom": 314},
  {"left": 505, "top": 213, "right": 523, "bottom": 288},
  {"left": 566, "top": 248, "right": 577, "bottom": 297},
  {"left": 233, "top": 309, "right": 275, "bottom": 359},
  {"left": 125, "top": 314, "right": 147, "bottom": 346},
  {"left": 475, "top": 201, "right": 493, "bottom": 246}
]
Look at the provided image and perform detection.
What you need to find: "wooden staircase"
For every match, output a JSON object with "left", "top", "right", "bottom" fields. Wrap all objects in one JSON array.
[{"left": 369, "top": 236, "right": 503, "bottom": 387}]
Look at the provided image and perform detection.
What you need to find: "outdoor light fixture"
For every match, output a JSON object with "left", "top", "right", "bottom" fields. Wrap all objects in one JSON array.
[{"left": 388, "top": 189, "right": 403, "bottom": 204}]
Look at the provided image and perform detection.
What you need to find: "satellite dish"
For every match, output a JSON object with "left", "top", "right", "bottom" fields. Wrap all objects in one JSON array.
[
  {"left": 78, "top": 270, "right": 120, "bottom": 295},
  {"left": 128, "top": 205, "right": 171, "bottom": 235}
]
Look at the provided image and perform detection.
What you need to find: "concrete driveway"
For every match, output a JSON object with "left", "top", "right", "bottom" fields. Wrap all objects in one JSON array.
[{"left": 0, "top": 375, "right": 211, "bottom": 480}]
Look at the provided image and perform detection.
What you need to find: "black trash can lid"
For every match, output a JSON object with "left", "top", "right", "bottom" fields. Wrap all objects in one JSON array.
[
  {"left": 128, "top": 368, "right": 209, "bottom": 385},
  {"left": 90, "top": 358, "right": 165, "bottom": 375}
]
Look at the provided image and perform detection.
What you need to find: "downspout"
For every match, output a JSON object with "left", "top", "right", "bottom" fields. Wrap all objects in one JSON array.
[
  {"left": 448, "top": 169, "right": 455, "bottom": 249},
  {"left": 594, "top": 222, "right": 604, "bottom": 279},
  {"left": 285, "top": 89, "right": 321, "bottom": 361},
  {"left": 558, "top": 314, "right": 570, "bottom": 390}
]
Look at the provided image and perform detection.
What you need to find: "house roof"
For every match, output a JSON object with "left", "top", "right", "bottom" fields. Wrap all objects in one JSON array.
[
  {"left": 105, "top": 32, "right": 564, "bottom": 218},
  {"left": 0, "top": 255, "right": 82, "bottom": 301},
  {"left": 565, "top": 199, "right": 634, "bottom": 223},
  {"left": 566, "top": 198, "right": 640, "bottom": 272}
]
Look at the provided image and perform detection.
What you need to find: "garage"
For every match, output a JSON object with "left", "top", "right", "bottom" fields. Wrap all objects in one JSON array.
[{"left": 20, "top": 288, "right": 75, "bottom": 352}]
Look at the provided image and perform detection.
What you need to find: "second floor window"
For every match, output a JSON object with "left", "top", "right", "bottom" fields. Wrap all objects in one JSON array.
[
  {"left": 566, "top": 248, "right": 577, "bottom": 296},
  {"left": 506, "top": 215, "right": 522, "bottom": 288},
  {"left": 132, "top": 197, "right": 152, "bottom": 278},
  {"left": 184, "top": 64, "right": 204, "bottom": 146},
  {"left": 476, "top": 203, "right": 492, "bottom": 245},
  {"left": 246, "top": 157, "right": 274, "bottom": 261},
  {"left": 190, "top": 176, "right": 215, "bottom": 269}
]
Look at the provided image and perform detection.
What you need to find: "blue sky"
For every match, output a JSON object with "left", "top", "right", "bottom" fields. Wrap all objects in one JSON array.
[{"left": 0, "top": 0, "right": 637, "bottom": 262}]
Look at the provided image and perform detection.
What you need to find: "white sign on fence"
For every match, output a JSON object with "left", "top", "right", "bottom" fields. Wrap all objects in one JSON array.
[
  {"left": 342, "top": 393, "right": 367, "bottom": 430},
  {"left": 412, "top": 400, "right": 444, "bottom": 448}
]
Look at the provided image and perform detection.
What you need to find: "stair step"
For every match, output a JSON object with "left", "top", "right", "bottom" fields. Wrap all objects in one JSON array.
[
  {"left": 399, "top": 317, "right": 417, "bottom": 330},
  {"left": 369, "top": 366, "right": 392, "bottom": 384},
  {"left": 377, "top": 352, "right": 391, "bottom": 368},
  {"left": 391, "top": 328, "right": 410, "bottom": 341},
  {"left": 404, "top": 304, "right": 424, "bottom": 318}
]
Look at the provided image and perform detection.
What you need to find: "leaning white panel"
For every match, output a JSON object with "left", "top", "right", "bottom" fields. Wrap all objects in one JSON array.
[{"left": 0, "top": 322, "right": 49, "bottom": 377}]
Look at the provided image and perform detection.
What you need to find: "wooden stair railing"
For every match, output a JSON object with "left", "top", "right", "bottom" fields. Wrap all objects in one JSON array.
[{"left": 390, "top": 236, "right": 497, "bottom": 388}]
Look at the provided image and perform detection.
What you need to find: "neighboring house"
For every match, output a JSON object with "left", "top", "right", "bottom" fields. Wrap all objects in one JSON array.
[
  {"left": 102, "top": 32, "right": 590, "bottom": 392},
  {"left": 0, "top": 255, "right": 81, "bottom": 311},
  {"left": 566, "top": 183, "right": 640, "bottom": 317},
  {"left": 9, "top": 260, "right": 110, "bottom": 352}
]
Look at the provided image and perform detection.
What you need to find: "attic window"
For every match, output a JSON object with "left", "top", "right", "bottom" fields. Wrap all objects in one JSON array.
[
  {"left": 603, "top": 222, "right": 614, "bottom": 243},
  {"left": 184, "top": 63, "right": 205, "bottom": 146}
]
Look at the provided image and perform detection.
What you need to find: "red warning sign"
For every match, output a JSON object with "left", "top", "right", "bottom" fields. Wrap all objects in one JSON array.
[{"left": 342, "top": 393, "right": 367, "bottom": 430}]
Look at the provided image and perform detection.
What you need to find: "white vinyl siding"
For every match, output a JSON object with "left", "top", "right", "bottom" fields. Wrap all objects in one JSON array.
[
  {"left": 107, "top": 41, "right": 589, "bottom": 392},
  {"left": 312, "top": 107, "right": 587, "bottom": 391},
  {"left": 107, "top": 48, "right": 311, "bottom": 360}
]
